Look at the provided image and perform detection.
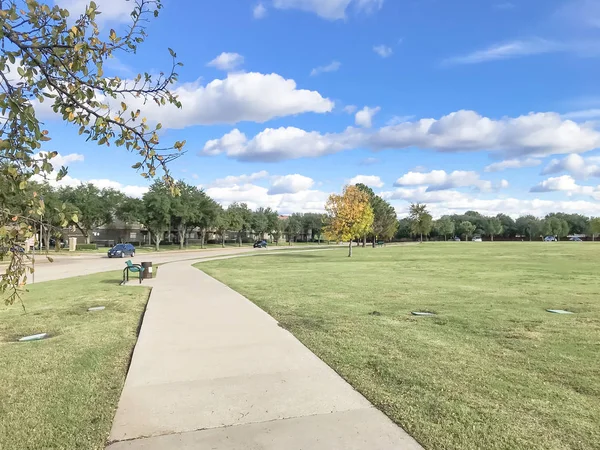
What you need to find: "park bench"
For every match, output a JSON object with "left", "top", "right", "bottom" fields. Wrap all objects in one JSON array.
[
  {"left": 377, "top": 241, "right": 385, "bottom": 247},
  {"left": 121, "top": 260, "right": 145, "bottom": 285}
]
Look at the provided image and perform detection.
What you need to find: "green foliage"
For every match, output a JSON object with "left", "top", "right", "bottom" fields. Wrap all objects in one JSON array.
[
  {"left": 485, "top": 217, "right": 504, "bottom": 241},
  {"left": 139, "top": 181, "right": 172, "bottom": 250},
  {"left": 459, "top": 221, "right": 476, "bottom": 239},
  {"left": 226, "top": 203, "right": 252, "bottom": 246},
  {"left": 435, "top": 217, "right": 455, "bottom": 240},
  {"left": 0, "top": 0, "right": 183, "bottom": 304},
  {"left": 515, "top": 215, "right": 541, "bottom": 241},
  {"left": 59, "top": 184, "right": 122, "bottom": 243},
  {"left": 589, "top": 217, "right": 600, "bottom": 239},
  {"left": 409, "top": 203, "right": 433, "bottom": 241},
  {"left": 75, "top": 243, "right": 98, "bottom": 250},
  {"left": 541, "top": 217, "right": 570, "bottom": 240},
  {"left": 285, "top": 214, "right": 303, "bottom": 244}
]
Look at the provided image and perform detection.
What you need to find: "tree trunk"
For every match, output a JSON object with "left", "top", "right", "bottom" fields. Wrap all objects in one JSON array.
[
  {"left": 362, "top": 235, "right": 366, "bottom": 247},
  {"left": 348, "top": 240, "right": 353, "bottom": 257},
  {"left": 155, "top": 234, "right": 160, "bottom": 251},
  {"left": 491, "top": 234, "right": 494, "bottom": 242},
  {"left": 178, "top": 228, "right": 185, "bottom": 250},
  {"left": 221, "top": 233, "right": 225, "bottom": 248},
  {"left": 201, "top": 229, "right": 206, "bottom": 249},
  {"left": 238, "top": 232, "right": 242, "bottom": 247},
  {"left": 420, "top": 232, "right": 423, "bottom": 242},
  {"left": 593, "top": 234, "right": 596, "bottom": 242},
  {"left": 445, "top": 235, "right": 447, "bottom": 241}
]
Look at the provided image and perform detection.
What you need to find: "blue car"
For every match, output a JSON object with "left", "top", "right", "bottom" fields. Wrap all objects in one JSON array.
[
  {"left": 253, "top": 240, "right": 267, "bottom": 248},
  {"left": 108, "top": 243, "right": 136, "bottom": 258}
]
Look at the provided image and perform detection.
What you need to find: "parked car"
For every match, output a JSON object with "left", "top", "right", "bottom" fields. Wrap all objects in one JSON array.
[
  {"left": 472, "top": 236, "right": 483, "bottom": 242},
  {"left": 108, "top": 243, "right": 136, "bottom": 258},
  {"left": 453, "top": 237, "right": 461, "bottom": 241},
  {"left": 253, "top": 240, "right": 267, "bottom": 248},
  {"left": 544, "top": 236, "right": 557, "bottom": 242},
  {"left": 569, "top": 237, "right": 583, "bottom": 241}
]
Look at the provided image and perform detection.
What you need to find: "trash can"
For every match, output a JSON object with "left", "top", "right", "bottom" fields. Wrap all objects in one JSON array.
[{"left": 141, "top": 262, "right": 153, "bottom": 279}]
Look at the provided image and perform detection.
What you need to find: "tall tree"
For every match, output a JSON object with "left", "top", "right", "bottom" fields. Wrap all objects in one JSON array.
[
  {"left": 0, "top": 0, "right": 183, "bottom": 304},
  {"left": 272, "top": 217, "right": 286, "bottom": 245},
  {"left": 409, "top": 203, "right": 433, "bottom": 242},
  {"left": 140, "top": 182, "right": 172, "bottom": 251},
  {"left": 324, "top": 185, "right": 374, "bottom": 257},
  {"left": 515, "top": 215, "right": 540, "bottom": 241},
  {"left": 264, "top": 208, "right": 280, "bottom": 242},
  {"left": 59, "top": 184, "right": 122, "bottom": 244},
  {"left": 252, "top": 208, "right": 271, "bottom": 240},
  {"left": 542, "top": 217, "right": 570, "bottom": 241},
  {"left": 213, "top": 207, "right": 228, "bottom": 248},
  {"left": 496, "top": 214, "right": 516, "bottom": 238},
  {"left": 170, "top": 182, "right": 203, "bottom": 249},
  {"left": 435, "top": 217, "right": 455, "bottom": 241},
  {"left": 226, "top": 203, "right": 252, "bottom": 247},
  {"left": 485, "top": 217, "right": 504, "bottom": 242},
  {"left": 115, "top": 196, "right": 144, "bottom": 243},
  {"left": 459, "top": 221, "right": 476, "bottom": 240},
  {"left": 589, "top": 217, "right": 600, "bottom": 241},
  {"left": 285, "top": 214, "right": 302, "bottom": 246},
  {"left": 370, "top": 196, "right": 398, "bottom": 246}
]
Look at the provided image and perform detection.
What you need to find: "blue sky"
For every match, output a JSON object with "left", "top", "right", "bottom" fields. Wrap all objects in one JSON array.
[{"left": 41, "top": 0, "right": 600, "bottom": 217}]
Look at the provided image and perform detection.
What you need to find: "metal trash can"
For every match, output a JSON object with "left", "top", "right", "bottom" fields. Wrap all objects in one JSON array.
[{"left": 141, "top": 262, "right": 153, "bottom": 279}]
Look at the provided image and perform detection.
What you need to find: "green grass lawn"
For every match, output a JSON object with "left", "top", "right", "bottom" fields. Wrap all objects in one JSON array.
[
  {"left": 199, "top": 243, "right": 600, "bottom": 450},
  {"left": 0, "top": 272, "right": 150, "bottom": 450}
]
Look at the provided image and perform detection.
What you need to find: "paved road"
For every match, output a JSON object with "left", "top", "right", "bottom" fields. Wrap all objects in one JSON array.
[
  {"left": 28, "top": 246, "right": 288, "bottom": 283},
  {"left": 104, "top": 253, "right": 423, "bottom": 450}
]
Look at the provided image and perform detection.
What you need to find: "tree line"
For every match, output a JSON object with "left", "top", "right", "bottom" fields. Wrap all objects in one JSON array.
[
  {"left": 399, "top": 206, "right": 600, "bottom": 241},
  {"left": 3, "top": 179, "right": 333, "bottom": 251}
]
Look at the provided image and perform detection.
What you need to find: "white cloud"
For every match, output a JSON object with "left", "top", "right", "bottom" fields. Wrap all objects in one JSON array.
[
  {"left": 381, "top": 187, "right": 471, "bottom": 204},
  {"left": 33, "top": 171, "right": 148, "bottom": 198},
  {"left": 344, "top": 105, "right": 358, "bottom": 114},
  {"left": 562, "top": 109, "right": 600, "bottom": 120},
  {"left": 38, "top": 72, "right": 334, "bottom": 128},
  {"left": 42, "top": 152, "right": 85, "bottom": 169},
  {"left": 89, "top": 179, "right": 149, "bottom": 198},
  {"left": 386, "top": 115, "right": 415, "bottom": 126},
  {"left": 348, "top": 175, "right": 384, "bottom": 188},
  {"left": 541, "top": 153, "right": 600, "bottom": 179},
  {"left": 443, "top": 38, "right": 600, "bottom": 65},
  {"left": 205, "top": 183, "right": 328, "bottom": 214},
  {"left": 253, "top": 2, "right": 267, "bottom": 18},
  {"left": 271, "top": 0, "right": 382, "bottom": 20},
  {"left": 207, "top": 52, "right": 245, "bottom": 71},
  {"left": 530, "top": 175, "right": 597, "bottom": 196},
  {"left": 394, "top": 169, "right": 504, "bottom": 192},
  {"left": 310, "top": 61, "right": 341, "bottom": 76},
  {"left": 209, "top": 171, "right": 270, "bottom": 187},
  {"left": 57, "top": 0, "right": 134, "bottom": 23},
  {"left": 390, "top": 194, "right": 600, "bottom": 219},
  {"left": 355, "top": 106, "right": 381, "bottom": 128},
  {"left": 202, "top": 110, "right": 600, "bottom": 161},
  {"left": 373, "top": 45, "right": 393, "bottom": 58},
  {"left": 268, "top": 174, "right": 315, "bottom": 194},
  {"left": 484, "top": 158, "right": 542, "bottom": 172}
]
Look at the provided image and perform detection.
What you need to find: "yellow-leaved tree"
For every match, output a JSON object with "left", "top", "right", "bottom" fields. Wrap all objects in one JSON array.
[{"left": 325, "top": 185, "right": 374, "bottom": 257}]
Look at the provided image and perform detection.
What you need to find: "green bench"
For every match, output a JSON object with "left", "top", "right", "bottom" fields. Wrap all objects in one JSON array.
[
  {"left": 121, "top": 260, "right": 145, "bottom": 285},
  {"left": 377, "top": 241, "right": 385, "bottom": 247}
]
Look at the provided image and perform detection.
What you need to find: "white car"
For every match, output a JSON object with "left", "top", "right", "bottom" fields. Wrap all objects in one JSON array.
[{"left": 472, "top": 236, "right": 483, "bottom": 242}]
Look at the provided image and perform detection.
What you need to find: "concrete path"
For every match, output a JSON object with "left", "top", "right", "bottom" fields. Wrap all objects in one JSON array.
[{"left": 105, "top": 256, "right": 423, "bottom": 450}]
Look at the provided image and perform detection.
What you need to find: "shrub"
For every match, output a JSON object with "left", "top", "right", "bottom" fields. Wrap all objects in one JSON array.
[{"left": 76, "top": 244, "right": 98, "bottom": 250}]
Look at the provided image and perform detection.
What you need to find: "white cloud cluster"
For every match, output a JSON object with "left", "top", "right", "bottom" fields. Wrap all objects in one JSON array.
[
  {"left": 394, "top": 169, "right": 507, "bottom": 192},
  {"left": 253, "top": 2, "right": 267, "bottom": 18},
  {"left": 310, "top": 61, "right": 341, "bottom": 76},
  {"left": 202, "top": 110, "right": 600, "bottom": 161},
  {"left": 268, "top": 174, "right": 314, "bottom": 194},
  {"left": 373, "top": 45, "right": 393, "bottom": 58},
  {"left": 529, "top": 175, "right": 600, "bottom": 199},
  {"left": 42, "top": 152, "right": 85, "bottom": 169},
  {"left": 57, "top": 0, "right": 134, "bottom": 23},
  {"left": 207, "top": 52, "right": 245, "bottom": 71},
  {"left": 209, "top": 171, "right": 269, "bottom": 187},
  {"left": 272, "top": 0, "right": 383, "bottom": 20},
  {"left": 36, "top": 72, "right": 334, "bottom": 128},
  {"left": 348, "top": 175, "right": 384, "bottom": 187},
  {"left": 355, "top": 106, "right": 380, "bottom": 128},
  {"left": 484, "top": 158, "right": 541, "bottom": 172},
  {"left": 542, "top": 153, "right": 600, "bottom": 179}
]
